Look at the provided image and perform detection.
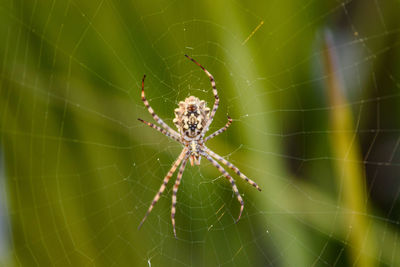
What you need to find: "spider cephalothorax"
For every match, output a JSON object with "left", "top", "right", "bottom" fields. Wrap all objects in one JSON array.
[
  {"left": 138, "top": 55, "right": 261, "bottom": 238},
  {"left": 173, "top": 96, "right": 210, "bottom": 139}
]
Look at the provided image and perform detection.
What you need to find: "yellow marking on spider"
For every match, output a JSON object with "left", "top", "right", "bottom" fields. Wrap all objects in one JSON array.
[{"left": 242, "top": 20, "right": 264, "bottom": 45}]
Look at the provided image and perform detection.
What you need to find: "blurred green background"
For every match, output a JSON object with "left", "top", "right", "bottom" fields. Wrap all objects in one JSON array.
[{"left": 1, "top": 0, "right": 400, "bottom": 266}]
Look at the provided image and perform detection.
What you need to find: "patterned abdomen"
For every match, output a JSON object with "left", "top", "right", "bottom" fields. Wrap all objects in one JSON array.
[{"left": 173, "top": 96, "right": 210, "bottom": 138}]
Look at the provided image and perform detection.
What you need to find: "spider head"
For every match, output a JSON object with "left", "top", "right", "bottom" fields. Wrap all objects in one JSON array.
[
  {"left": 189, "top": 141, "right": 201, "bottom": 166},
  {"left": 173, "top": 96, "right": 210, "bottom": 138}
]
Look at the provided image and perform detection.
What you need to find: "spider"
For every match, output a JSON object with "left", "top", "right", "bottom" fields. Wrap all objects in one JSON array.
[{"left": 137, "top": 55, "right": 261, "bottom": 238}]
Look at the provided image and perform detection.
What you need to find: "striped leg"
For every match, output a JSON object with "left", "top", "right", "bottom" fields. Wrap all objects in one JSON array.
[
  {"left": 138, "top": 148, "right": 188, "bottom": 229},
  {"left": 171, "top": 156, "right": 188, "bottom": 238},
  {"left": 205, "top": 116, "right": 232, "bottom": 142},
  {"left": 184, "top": 55, "right": 219, "bottom": 136},
  {"left": 204, "top": 148, "right": 261, "bottom": 191},
  {"left": 138, "top": 118, "right": 181, "bottom": 143},
  {"left": 202, "top": 152, "right": 244, "bottom": 223},
  {"left": 141, "top": 75, "right": 180, "bottom": 138}
]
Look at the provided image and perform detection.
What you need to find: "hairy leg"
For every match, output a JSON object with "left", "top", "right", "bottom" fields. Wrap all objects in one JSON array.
[
  {"left": 205, "top": 116, "right": 232, "bottom": 142},
  {"left": 138, "top": 118, "right": 181, "bottom": 143},
  {"left": 141, "top": 75, "right": 180, "bottom": 138},
  {"left": 138, "top": 148, "right": 188, "bottom": 229},
  {"left": 202, "top": 152, "right": 244, "bottom": 223},
  {"left": 184, "top": 55, "right": 219, "bottom": 137},
  {"left": 171, "top": 156, "right": 188, "bottom": 238},
  {"left": 204, "top": 147, "right": 261, "bottom": 191}
]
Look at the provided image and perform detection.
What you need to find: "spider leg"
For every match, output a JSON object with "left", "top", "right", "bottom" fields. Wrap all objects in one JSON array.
[
  {"left": 205, "top": 116, "right": 232, "bottom": 142},
  {"left": 204, "top": 147, "right": 261, "bottom": 191},
  {"left": 141, "top": 75, "right": 180, "bottom": 138},
  {"left": 138, "top": 118, "right": 181, "bottom": 143},
  {"left": 201, "top": 152, "right": 244, "bottom": 223},
  {"left": 138, "top": 148, "right": 188, "bottom": 229},
  {"left": 171, "top": 155, "right": 188, "bottom": 238},
  {"left": 184, "top": 55, "right": 219, "bottom": 137}
]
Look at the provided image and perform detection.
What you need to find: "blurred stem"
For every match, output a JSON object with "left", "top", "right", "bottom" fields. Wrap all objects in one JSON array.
[
  {"left": 209, "top": 1, "right": 313, "bottom": 265},
  {"left": 323, "top": 31, "right": 376, "bottom": 266}
]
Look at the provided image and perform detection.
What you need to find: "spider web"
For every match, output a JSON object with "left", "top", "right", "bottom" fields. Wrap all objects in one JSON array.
[{"left": 1, "top": 0, "right": 400, "bottom": 266}]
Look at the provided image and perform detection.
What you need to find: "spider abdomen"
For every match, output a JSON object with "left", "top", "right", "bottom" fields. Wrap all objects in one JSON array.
[{"left": 173, "top": 96, "right": 210, "bottom": 138}]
